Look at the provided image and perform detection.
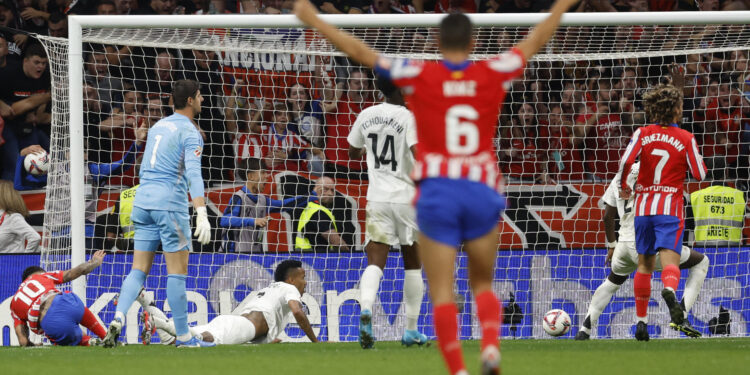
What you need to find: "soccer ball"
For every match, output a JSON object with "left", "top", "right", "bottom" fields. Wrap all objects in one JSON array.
[
  {"left": 542, "top": 309, "right": 571, "bottom": 337},
  {"left": 24, "top": 151, "right": 50, "bottom": 176}
]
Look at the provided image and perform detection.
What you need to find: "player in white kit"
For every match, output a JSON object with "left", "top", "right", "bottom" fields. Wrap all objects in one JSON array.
[
  {"left": 138, "top": 260, "right": 318, "bottom": 345},
  {"left": 575, "top": 162, "right": 708, "bottom": 340},
  {"left": 347, "top": 76, "right": 428, "bottom": 349}
]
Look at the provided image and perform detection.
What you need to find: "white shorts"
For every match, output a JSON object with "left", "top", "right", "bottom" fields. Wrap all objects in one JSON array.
[
  {"left": 611, "top": 242, "right": 692, "bottom": 276},
  {"left": 191, "top": 315, "right": 256, "bottom": 345},
  {"left": 365, "top": 201, "right": 418, "bottom": 246}
]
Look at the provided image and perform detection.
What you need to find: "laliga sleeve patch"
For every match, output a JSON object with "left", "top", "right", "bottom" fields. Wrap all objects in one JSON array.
[{"left": 194, "top": 146, "right": 202, "bottom": 157}]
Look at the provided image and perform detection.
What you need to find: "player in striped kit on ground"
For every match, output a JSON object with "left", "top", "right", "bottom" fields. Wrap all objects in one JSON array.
[
  {"left": 10, "top": 251, "right": 108, "bottom": 346},
  {"left": 575, "top": 162, "right": 707, "bottom": 341},
  {"left": 618, "top": 84, "right": 708, "bottom": 341},
  {"left": 294, "top": 0, "right": 578, "bottom": 373}
]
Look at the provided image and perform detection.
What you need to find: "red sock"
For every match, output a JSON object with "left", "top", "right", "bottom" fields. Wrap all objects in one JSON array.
[
  {"left": 661, "top": 264, "right": 680, "bottom": 291},
  {"left": 80, "top": 307, "right": 107, "bottom": 338},
  {"left": 633, "top": 272, "right": 652, "bottom": 319},
  {"left": 433, "top": 303, "right": 466, "bottom": 375},
  {"left": 79, "top": 334, "right": 92, "bottom": 346},
  {"left": 475, "top": 291, "right": 501, "bottom": 351}
]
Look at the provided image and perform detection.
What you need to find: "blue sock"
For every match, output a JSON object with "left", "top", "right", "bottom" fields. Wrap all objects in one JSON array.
[
  {"left": 115, "top": 269, "right": 147, "bottom": 318},
  {"left": 167, "top": 274, "right": 189, "bottom": 338}
]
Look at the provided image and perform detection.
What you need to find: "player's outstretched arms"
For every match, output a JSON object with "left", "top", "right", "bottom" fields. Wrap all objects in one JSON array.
[
  {"left": 294, "top": 0, "right": 378, "bottom": 68},
  {"left": 62, "top": 250, "right": 106, "bottom": 282},
  {"left": 193, "top": 197, "right": 211, "bottom": 245},
  {"left": 515, "top": 0, "right": 579, "bottom": 61},
  {"left": 289, "top": 300, "right": 319, "bottom": 343}
]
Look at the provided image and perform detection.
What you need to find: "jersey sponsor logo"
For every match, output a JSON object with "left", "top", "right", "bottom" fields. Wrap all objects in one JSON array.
[
  {"left": 442, "top": 80, "right": 477, "bottom": 97},
  {"left": 640, "top": 133, "right": 685, "bottom": 152},
  {"left": 640, "top": 185, "right": 679, "bottom": 194}
]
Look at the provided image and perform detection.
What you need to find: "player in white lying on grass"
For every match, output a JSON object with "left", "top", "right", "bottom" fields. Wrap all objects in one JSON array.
[
  {"left": 347, "top": 76, "right": 428, "bottom": 349},
  {"left": 137, "top": 260, "right": 319, "bottom": 345},
  {"left": 575, "top": 162, "right": 708, "bottom": 341}
]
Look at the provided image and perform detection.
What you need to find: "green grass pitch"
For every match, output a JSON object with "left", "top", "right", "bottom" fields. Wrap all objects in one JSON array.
[{"left": 2, "top": 338, "right": 749, "bottom": 375}]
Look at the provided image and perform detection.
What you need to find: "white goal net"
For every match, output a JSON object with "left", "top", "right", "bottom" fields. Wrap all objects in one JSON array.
[{"left": 35, "top": 13, "right": 750, "bottom": 342}]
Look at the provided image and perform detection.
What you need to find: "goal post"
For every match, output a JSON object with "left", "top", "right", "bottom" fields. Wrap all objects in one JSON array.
[{"left": 31, "top": 11, "right": 750, "bottom": 342}]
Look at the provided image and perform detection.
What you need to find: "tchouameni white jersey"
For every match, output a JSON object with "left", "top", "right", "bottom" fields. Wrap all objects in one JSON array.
[
  {"left": 347, "top": 102, "right": 417, "bottom": 204},
  {"left": 241, "top": 281, "right": 301, "bottom": 341},
  {"left": 602, "top": 162, "right": 640, "bottom": 242}
]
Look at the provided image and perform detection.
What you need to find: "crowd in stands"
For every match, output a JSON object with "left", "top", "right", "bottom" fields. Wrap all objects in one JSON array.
[{"left": 0, "top": 0, "right": 748, "bottom": 252}]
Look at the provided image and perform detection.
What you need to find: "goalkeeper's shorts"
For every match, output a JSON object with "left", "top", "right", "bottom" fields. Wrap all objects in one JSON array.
[
  {"left": 132, "top": 207, "right": 192, "bottom": 252},
  {"left": 40, "top": 292, "right": 85, "bottom": 346},
  {"left": 415, "top": 177, "right": 506, "bottom": 248}
]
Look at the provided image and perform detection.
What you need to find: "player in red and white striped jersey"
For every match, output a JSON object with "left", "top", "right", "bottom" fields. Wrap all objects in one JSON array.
[
  {"left": 10, "top": 250, "right": 108, "bottom": 346},
  {"left": 295, "top": 0, "right": 578, "bottom": 373},
  {"left": 618, "top": 84, "right": 707, "bottom": 340}
]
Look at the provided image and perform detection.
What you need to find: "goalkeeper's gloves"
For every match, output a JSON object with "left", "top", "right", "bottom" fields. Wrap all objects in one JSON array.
[{"left": 194, "top": 206, "right": 211, "bottom": 245}]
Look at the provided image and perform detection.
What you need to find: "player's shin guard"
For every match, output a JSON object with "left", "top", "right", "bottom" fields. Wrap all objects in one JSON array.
[
  {"left": 167, "top": 274, "right": 190, "bottom": 341},
  {"left": 661, "top": 264, "right": 680, "bottom": 292},
  {"left": 115, "top": 269, "right": 147, "bottom": 321},
  {"left": 359, "top": 265, "right": 383, "bottom": 312},
  {"left": 475, "top": 291, "right": 501, "bottom": 352},
  {"left": 683, "top": 257, "right": 709, "bottom": 313},
  {"left": 434, "top": 303, "right": 466, "bottom": 375},
  {"left": 403, "top": 269, "right": 424, "bottom": 331},
  {"left": 581, "top": 279, "right": 621, "bottom": 334},
  {"left": 633, "top": 272, "right": 651, "bottom": 323},
  {"left": 80, "top": 306, "right": 107, "bottom": 338}
]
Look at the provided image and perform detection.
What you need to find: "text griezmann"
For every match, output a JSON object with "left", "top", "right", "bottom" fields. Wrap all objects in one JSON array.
[{"left": 640, "top": 133, "right": 685, "bottom": 151}]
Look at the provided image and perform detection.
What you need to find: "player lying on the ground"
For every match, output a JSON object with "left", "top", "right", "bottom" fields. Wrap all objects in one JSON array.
[
  {"left": 347, "top": 76, "right": 428, "bottom": 349},
  {"left": 136, "top": 260, "right": 318, "bottom": 345},
  {"left": 294, "top": 0, "right": 577, "bottom": 373},
  {"left": 575, "top": 162, "right": 707, "bottom": 341},
  {"left": 11, "top": 250, "right": 108, "bottom": 346}
]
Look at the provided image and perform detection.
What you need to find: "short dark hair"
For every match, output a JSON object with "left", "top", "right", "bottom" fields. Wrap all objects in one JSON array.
[
  {"left": 242, "top": 157, "right": 264, "bottom": 175},
  {"left": 375, "top": 75, "right": 398, "bottom": 99},
  {"left": 439, "top": 13, "right": 473, "bottom": 51},
  {"left": 97, "top": 0, "right": 116, "bottom": 8},
  {"left": 172, "top": 79, "right": 200, "bottom": 109},
  {"left": 274, "top": 259, "right": 302, "bottom": 282},
  {"left": 22, "top": 266, "right": 45, "bottom": 282},
  {"left": 48, "top": 12, "right": 66, "bottom": 24},
  {"left": 23, "top": 43, "right": 47, "bottom": 60}
]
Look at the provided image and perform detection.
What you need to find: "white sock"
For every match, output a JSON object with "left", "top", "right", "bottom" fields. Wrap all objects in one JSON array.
[
  {"left": 136, "top": 290, "right": 154, "bottom": 307},
  {"left": 153, "top": 316, "right": 176, "bottom": 336},
  {"left": 114, "top": 311, "right": 125, "bottom": 324},
  {"left": 403, "top": 269, "right": 424, "bottom": 331},
  {"left": 359, "top": 265, "right": 383, "bottom": 312},
  {"left": 144, "top": 304, "right": 176, "bottom": 343},
  {"left": 582, "top": 278, "right": 621, "bottom": 334},
  {"left": 683, "top": 257, "right": 709, "bottom": 314}
]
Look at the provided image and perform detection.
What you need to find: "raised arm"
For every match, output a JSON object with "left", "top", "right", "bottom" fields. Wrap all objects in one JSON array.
[
  {"left": 294, "top": 0, "right": 378, "bottom": 68},
  {"left": 618, "top": 128, "right": 643, "bottom": 196},
  {"left": 288, "top": 300, "right": 319, "bottom": 343},
  {"left": 515, "top": 0, "right": 579, "bottom": 61},
  {"left": 62, "top": 250, "right": 105, "bottom": 283}
]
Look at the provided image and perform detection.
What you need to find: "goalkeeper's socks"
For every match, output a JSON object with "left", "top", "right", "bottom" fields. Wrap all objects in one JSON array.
[
  {"left": 475, "top": 290, "right": 500, "bottom": 352},
  {"left": 403, "top": 269, "right": 424, "bottom": 331},
  {"left": 633, "top": 271, "right": 651, "bottom": 323},
  {"left": 586, "top": 278, "right": 621, "bottom": 328},
  {"left": 661, "top": 264, "right": 680, "bottom": 292},
  {"left": 81, "top": 306, "right": 107, "bottom": 338},
  {"left": 433, "top": 303, "right": 466, "bottom": 375},
  {"left": 359, "top": 265, "right": 383, "bottom": 312},
  {"left": 167, "top": 274, "right": 190, "bottom": 341},
  {"left": 116, "top": 269, "right": 147, "bottom": 319}
]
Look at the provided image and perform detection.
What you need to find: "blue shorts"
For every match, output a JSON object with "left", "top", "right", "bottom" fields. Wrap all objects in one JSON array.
[
  {"left": 634, "top": 215, "right": 684, "bottom": 256},
  {"left": 416, "top": 178, "right": 506, "bottom": 248},
  {"left": 40, "top": 292, "right": 85, "bottom": 346},
  {"left": 132, "top": 206, "right": 192, "bottom": 252}
]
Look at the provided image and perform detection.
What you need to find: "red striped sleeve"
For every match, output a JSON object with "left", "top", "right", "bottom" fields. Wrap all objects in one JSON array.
[{"left": 686, "top": 135, "right": 707, "bottom": 181}]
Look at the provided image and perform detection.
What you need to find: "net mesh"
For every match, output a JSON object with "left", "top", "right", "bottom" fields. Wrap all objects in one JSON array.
[{"left": 35, "top": 19, "right": 750, "bottom": 342}]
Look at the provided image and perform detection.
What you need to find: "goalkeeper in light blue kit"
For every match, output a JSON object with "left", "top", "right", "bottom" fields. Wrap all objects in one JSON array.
[{"left": 103, "top": 80, "right": 214, "bottom": 348}]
